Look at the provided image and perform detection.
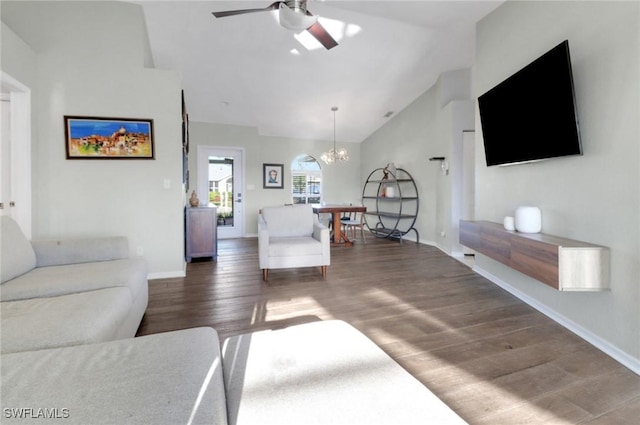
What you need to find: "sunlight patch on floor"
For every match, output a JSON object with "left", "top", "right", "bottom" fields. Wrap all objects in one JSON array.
[
  {"left": 255, "top": 296, "right": 334, "bottom": 324},
  {"left": 361, "top": 287, "right": 453, "bottom": 335}
]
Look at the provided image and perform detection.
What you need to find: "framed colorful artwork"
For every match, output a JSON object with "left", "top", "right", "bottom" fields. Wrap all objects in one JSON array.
[{"left": 64, "top": 116, "right": 155, "bottom": 159}]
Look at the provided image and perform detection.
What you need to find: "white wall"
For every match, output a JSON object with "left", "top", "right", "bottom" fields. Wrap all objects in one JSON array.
[
  {"left": 1, "top": 1, "right": 185, "bottom": 277},
  {"left": 1, "top": 22, "right": 36, "bottom": 86},
  {"left": 475, "top": 1, "right": 639, "bottom": 369},
  {"left": 188, "top": 121, "right": 361, "bottom": 235},
  {"left": 361, "top": 83, "right": 439, "bottom": 245},
  {"left": 441, "top": 100, "right": 474, "bottom": 255},
  {"left": 360, "top": 69, "right": 474, "bottom": 250}
]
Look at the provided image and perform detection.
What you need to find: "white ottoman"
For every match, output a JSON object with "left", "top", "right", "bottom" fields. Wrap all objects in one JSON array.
[{"left": 222, "top": 320, "right": 467, "bottom": 425}]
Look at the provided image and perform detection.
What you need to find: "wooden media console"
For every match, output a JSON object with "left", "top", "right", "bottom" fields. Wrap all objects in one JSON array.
[{"left": 460, "top": 220, "right": 609, "bottom": 291}]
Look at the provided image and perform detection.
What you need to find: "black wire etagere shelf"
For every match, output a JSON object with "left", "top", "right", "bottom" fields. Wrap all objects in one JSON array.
[{"left": 362, "top": 167, "right": 419, "bottom": 244}]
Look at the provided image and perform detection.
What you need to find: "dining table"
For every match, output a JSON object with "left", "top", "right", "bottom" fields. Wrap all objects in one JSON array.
[{"left": 312, "top": 204, "right": 367, "bottom": 247}]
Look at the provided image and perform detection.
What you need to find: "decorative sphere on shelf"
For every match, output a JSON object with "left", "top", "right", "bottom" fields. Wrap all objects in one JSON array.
[{"left": 515, "top": 206, "right": 542, "bottom": 233}]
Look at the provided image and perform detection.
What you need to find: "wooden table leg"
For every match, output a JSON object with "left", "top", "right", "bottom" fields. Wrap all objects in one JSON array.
[{"left": 332, "top": 211, "right": 353, "bottom": 247}]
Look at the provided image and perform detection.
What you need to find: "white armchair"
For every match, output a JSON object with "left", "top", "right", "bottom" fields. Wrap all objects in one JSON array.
[{"left": 258, "top": 204, "right": 330, "bottom": 281}]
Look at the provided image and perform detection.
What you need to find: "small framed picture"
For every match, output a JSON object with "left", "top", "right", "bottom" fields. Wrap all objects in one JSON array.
[
  {"left": 263, "top": 163, "right": 284, "bottom": 189},
  {"left": 64, "top": 116, "right": 154, "bottom": 159}
]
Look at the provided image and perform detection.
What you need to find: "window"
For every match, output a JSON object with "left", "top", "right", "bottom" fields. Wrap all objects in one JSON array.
[{"left": 291, "top": 155, "right": 322, "bottom": 204}]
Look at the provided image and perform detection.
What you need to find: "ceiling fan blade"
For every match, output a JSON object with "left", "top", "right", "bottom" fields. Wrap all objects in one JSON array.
[
  {"left": 212, "top": 1, "right": 281, "bottom": 18},
  {"left": 306, "top": 21, "right": 338, "bottom": 50}
]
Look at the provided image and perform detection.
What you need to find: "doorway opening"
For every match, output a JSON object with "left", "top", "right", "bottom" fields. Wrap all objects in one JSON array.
[{"left": 0, "top": 71, "right": 31, "bottom": 237}]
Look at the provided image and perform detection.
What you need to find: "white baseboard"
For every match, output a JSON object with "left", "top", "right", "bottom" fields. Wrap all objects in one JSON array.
[
  {"left": 148, "top": 270, "right": 186, "bottom": 280},
  {"left": 388, "top": 232, "right": 438, "bottom": 248},
  {"left": 472, "top": 265, "right": 640, "bottom": 376}
]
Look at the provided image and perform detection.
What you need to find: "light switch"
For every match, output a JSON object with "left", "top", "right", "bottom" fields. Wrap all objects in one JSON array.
[{"left": 163, "top": 179, "right": 171, "bottom": 189}]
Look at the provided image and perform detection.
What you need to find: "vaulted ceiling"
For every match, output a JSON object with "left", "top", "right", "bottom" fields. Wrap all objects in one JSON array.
[
  {"left": 140, "top": 1, "right": 504, "bottom": 143},
  {"left": 139, "top": 1, "right": 503, "bottom": 143},
  {"left": 5, "top": 1, "right": 502, "bottom": 143}
]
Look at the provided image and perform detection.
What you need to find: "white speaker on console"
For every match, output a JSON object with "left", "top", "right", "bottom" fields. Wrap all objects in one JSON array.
[
  {"left": 515, "top": 206, "right": 542, "bottom": 233},
  {"left": 503, "top": 216, "right": 515, "bottom": 231}
]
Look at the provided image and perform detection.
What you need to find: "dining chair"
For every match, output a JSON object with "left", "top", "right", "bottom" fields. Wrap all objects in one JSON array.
[{"left": 341, "top": 210, "right": 366, "bottom": 244}]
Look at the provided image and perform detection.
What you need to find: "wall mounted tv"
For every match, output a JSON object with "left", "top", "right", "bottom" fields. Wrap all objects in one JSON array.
[{"left": 478, "top": 40, "right": 582, "bottom": 167}]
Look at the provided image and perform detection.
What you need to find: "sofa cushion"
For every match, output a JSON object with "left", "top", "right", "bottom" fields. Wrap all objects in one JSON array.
[
  {"left": 222, "top": 320, "right": 468, "bottom": 425},
  {"left": 268, "top": 237, "right": 323, "bottom": 257},
  {"left": 261, "top": 204, "right": 313, "bottom": 237},
  {"left": 0, "top": 327, "right": 228, "bottom": 425},
  {"left": 32, "top": 236, "right": 129, "bottom": 267},
  {"left": 1, "top": 287, "right": 132, "bottom": 354},
  {"left": 0, "top": 216, "right": 36, "bottom": 284},
  {"left": 0, "top": 258, "right": 147, "bottom": 302}
]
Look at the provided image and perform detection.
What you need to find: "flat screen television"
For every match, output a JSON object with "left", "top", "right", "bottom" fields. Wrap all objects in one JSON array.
[{"left": 478, "top": 40, "right": 582, "bottom": 166}]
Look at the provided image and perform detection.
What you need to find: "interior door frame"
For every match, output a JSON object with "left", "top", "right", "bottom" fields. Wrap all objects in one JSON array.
[
  {"left": 0, "top": 71, "right": 32, "bottom": 238},
  {"left": 460, "top": 130, "right": 476, "bottom": 255},
  {"left": 197, "top": 145, "right": 245, "bottom": 239}
]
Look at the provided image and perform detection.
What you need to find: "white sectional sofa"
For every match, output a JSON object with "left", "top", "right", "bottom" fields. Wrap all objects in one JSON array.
[
  {"left": 1, "top": 216, "right": 467, "bottom": 424},
  {"left": 0, "top": 216, "right": 148, "bottom": 354},
  {"left": 2, "top": 321, "right": 468, "bottom": 425}
]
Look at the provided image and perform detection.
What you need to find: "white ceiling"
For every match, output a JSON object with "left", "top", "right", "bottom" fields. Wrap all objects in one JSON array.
[{"left": 141, "top": 1, "right": 502, "bottom": 143}]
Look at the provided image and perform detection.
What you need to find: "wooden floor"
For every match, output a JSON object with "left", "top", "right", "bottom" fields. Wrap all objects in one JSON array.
[{"left": 137, "top": 236, "right": 640, "bottom": 425}]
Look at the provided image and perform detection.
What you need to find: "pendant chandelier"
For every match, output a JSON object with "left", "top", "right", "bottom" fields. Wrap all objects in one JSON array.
[{"left": 320, "top": 106, "right": 349, "bottom": 165}]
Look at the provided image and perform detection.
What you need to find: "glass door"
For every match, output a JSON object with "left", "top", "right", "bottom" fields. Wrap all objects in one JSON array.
[{"left": 197, "top": 146, "right": 244, "bottom": 239}]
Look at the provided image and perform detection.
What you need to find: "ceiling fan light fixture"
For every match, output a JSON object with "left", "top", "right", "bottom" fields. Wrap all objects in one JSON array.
[
  {"left": 278, "top": 3, "right": 318, "bottom": 31},
  {"left": 211, "top": 1, "right": 338, "bottom": 50},
  {"left": 321, "top": 107, "right": 349, "bottom": 165}
]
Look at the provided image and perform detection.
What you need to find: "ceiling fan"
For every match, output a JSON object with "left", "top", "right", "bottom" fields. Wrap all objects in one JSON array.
[{"left": 212, "top": 0, "right": 338, "bottom": 50}]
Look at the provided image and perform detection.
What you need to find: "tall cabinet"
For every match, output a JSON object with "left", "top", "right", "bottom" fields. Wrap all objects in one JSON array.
[{"left": 185, "top": 206, "right": 217, "bottom": 262}]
